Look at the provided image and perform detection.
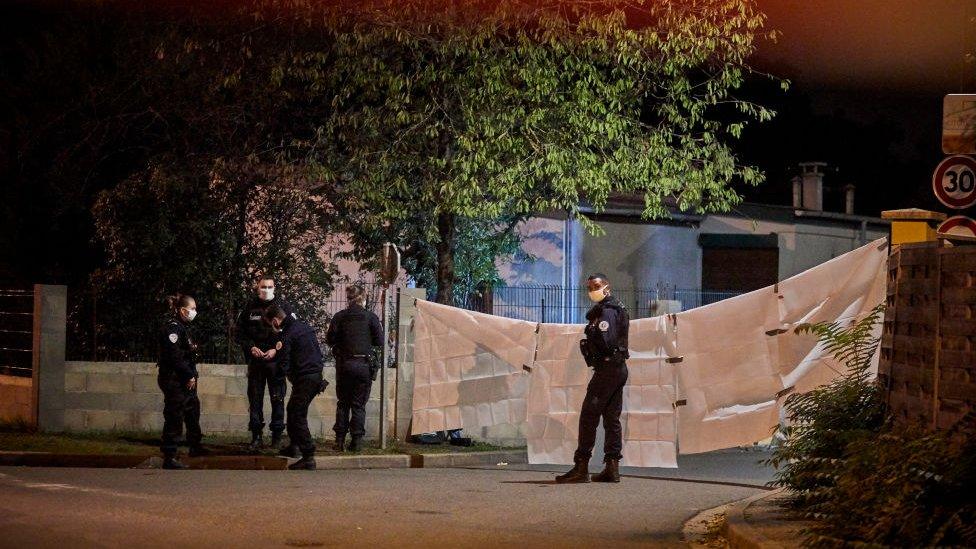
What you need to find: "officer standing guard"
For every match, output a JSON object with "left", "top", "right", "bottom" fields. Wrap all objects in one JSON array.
[
  {"left": 263, "top": 304, "right": 328, "bottom": 470},
  {"left": 157, "top": 294, "right": 208, "bottom": 469},
  {"left": 235, "top": 275, "right": 294, "bottom": 452},
  {"left": 326, "top": 285, "right": 383, "bottom": 453},
  {"left": 556, "top": 273, "right": 630, "bottom": 484}
]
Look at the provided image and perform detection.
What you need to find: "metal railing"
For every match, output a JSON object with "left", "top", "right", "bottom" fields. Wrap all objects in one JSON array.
[
  {"left": 466, "top": 285, "right": 741, "bottom": 324},
  {"left": 0, "top": 287, "right": 34, "bottom": 377}
]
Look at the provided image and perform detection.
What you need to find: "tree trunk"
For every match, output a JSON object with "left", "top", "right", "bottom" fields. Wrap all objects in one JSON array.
[{"left": 434, "top": 211, "right": 456, "bottom": 305}]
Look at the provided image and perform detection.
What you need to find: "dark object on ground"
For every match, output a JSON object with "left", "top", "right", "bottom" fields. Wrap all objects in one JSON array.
[
  {"left": 347, "top": 436, "right": 363, "bottom": 452},
  {"left": 279, "top": 445, "right": 299, "bottom": 458},
  {"left": 188, "top": 446, "right": 210, "bottom": 457},
  {"left": 333, "top": 435, "right": 345, "bottom": 452},
  {"left": 448, "top": 437, "right": 473, "bottom": 447},
  {"left": 413, "top": 433, "right": 443, "bottom": 445},
  {"left": 288, "top": 456, "right": 316, "bottom": 470},
  {"left": 163, "top": 457, "right": 187, "bottom": 470}
]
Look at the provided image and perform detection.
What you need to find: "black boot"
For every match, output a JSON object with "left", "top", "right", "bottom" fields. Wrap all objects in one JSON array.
[
  {"left": 279, "top": 444, "right": 299, "bottom": 458},
  {"left": 248, "top": 433, "right": 263, "bottom": 453},
  {"left": 333, "top": 435, "right": 346, "bottom": 453},
  {"left": 591, "top": 459, "right": 620, "bottom": 483},
  {"left": 555, "top": 459, "right": 590, "bottom": 484},
  {"left": 270, "top": 432, "right": 282, "bottom": 449},
  {"left": 288, "top": 454, "right": 317, "bottom": 470},
  {"left": 347, "top": 436, "right": 363, "bottom": 452},
  {"left": 188, "top": 445, "right": 210, "bottom": 457},
  {"left": 162, "top": 455, "right": 187, "bottom": 470}
]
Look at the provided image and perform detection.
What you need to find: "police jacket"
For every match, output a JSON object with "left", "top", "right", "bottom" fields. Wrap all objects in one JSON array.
[
  {"left": 276, "top": 316, "right": 325, "bottom": 380},
  {"left": 582, "top": 295, "right": 630, "bottom": 365},
  {"left": 158, "top": 316, "right": 198, "bottom": 382},
  {"left": 235, "top": 296, "right": 294, "bottom": 354},
  {"left": 326, "top": 303, "right": 382, "bottom": 360}
]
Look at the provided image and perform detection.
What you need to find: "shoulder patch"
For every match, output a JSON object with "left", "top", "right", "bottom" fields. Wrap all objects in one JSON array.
[
  {"left": 168, "top": 333, "right": 179, "bottom": 343},
  {"left": 291, "top": 312, "right": 297, "bottom": 319},
  {"left": 598, "top": 320, "right": 610, "bottom": 331}
]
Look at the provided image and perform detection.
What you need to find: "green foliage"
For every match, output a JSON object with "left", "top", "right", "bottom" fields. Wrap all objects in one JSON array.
[
  {"left": 766, "top": 305, "right": 887, "bottom": 507},
  {"left": 767, "top": 304, "right": 976, "bottom": 546},
  {"left": 267, "top": 0, "right": 779, "bottom": 301}
]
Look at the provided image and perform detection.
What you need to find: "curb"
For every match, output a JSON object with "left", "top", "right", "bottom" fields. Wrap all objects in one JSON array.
[
  {"left": 313, "top": 454, "right": 410, "bottom": 469},
  {"left": 411, "top": 450, "right": 527, "bottom": 469},
  {"left": 722, "top": 488, "right": 789, "bottom": 549}
]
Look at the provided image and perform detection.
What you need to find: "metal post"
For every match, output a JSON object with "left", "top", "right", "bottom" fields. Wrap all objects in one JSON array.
[{"left": 379, "top": 285, "right": 389, "bottom": 449}]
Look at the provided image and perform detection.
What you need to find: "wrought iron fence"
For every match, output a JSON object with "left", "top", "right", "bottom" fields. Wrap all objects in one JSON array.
[
  {"left": 465, "top": 285, "right": 741, "bottom": 324},
  {"left": 66, "top": 283, "right": 397, "bottom": 364},
  {"left": 0, "top": 287, "right": 34, "bottom": 377}
]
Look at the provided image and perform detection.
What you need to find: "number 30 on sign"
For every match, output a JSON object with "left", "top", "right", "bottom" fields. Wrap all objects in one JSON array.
[{"left": 933, "top": 155, "right": 976, "bottom": 209}]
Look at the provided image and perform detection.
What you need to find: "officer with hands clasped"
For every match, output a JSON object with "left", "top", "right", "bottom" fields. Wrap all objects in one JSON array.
[
  {"left": 235, "top": 275, "right": 295, "bottom": 452},
  {"left": 326, "top": 285, "right": 383, "bottom": 453},
  {"left": 556, "top": 273, "right": 630, "bottom": 484},
  {"left": 157, "top": 293, "right": 208, "bottom": 470}
]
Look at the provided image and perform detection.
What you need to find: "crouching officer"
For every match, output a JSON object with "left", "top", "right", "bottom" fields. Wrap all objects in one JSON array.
[
  {"left": 326, "top": 285, "right": 382, "bottom": 453},
  {"left": 556, "top": 273, "right": 630, "bottom": 484},
  {"left": 157, "top": 294, "right": 208, "bottom": 469},
  {"left": 264, "top": 303, "right": 328, "bottom": 470},
  {"left": 235, "top": 275, "right": 294, "bottom": 451}
]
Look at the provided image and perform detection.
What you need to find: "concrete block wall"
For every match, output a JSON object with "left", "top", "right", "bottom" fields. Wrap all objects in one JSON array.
[
  {"left": 62, "top": 361, "right": 395, "bottom": 440},
  {"left": 0, "top": 374, "right": 32, "bottom": 424}
]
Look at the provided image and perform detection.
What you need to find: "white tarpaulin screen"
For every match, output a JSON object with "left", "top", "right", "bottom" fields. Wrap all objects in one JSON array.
[
  {"left": 411, "top": 300, "right": 536, "bottom": 436},
  {"left": 410, "top": 238, "right": 888, "bottom": 464}
]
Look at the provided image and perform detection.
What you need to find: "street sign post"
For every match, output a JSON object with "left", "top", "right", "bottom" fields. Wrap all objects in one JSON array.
[
  {"left": 932, "top": 155, "right": 976, "bottom": 210},
  {"left": 937, "top": 215, "right": 976, "bottom": 240}
]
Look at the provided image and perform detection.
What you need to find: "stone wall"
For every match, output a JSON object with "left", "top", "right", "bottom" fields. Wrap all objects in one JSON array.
[
  {"left": 62, "top": 361, "right": 395, "bottom": 439},
  {"left": 0, "top": 374, "right": 32, "bottom": 424}
]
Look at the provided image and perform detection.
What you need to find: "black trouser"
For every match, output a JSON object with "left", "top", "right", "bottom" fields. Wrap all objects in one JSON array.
[
  {"left": 158, "top": 369, "right": 202, "bottom": 457},
  {"left": 287, "top": 371, "right": 323, "bottom": 457},
  {"left": 247, "top": 360, "right": 286, "bottom": 436},
  {"left": 334, "top": 357, "right": 372, "bottom": 439},
  {"left": 574, "top": 361, "right": 628, "bottom": 463}
]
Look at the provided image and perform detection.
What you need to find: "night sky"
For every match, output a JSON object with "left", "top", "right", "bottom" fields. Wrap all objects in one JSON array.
[{"left": 738, "top": 0, "right": 976, "bottom": 215}]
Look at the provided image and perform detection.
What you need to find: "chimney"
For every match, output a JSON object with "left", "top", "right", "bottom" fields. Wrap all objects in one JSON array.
[
  {"left": 798, "top": 162, "right": 826, "bottom": 211},
  {"left": 844, "top": 184, "right": 856, "bottom": 215},
  {"left": 792, "top": 176, "right": 803, "bottom": 208}
]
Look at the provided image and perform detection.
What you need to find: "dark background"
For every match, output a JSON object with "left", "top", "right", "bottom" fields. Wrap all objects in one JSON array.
[{"left": 1, "top": 0, "right": 974, "bottom": 286}]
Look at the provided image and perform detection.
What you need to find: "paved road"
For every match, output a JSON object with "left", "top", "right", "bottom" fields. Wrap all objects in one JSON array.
[{"left": 0, "top": 450, "right": 772, "bottom": 548}]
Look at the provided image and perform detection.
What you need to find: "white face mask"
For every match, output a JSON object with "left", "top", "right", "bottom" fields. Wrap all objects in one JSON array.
[
  {"left": 588, "top": 286, "right": 607, "bottom": 303},
  {"left": 259, "top": 288, "right": 275, "bottom": 301},
  {"left": 182, "top": 307, "right": 197, "bottom": 322}
]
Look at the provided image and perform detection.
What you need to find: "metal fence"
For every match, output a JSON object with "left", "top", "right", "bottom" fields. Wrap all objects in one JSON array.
[
  {"left": 0, "top": 287, "right": 34, "bottom": 377},
  {"left": 66, "top": 283, "right": 398, "bottom": 364},
  {"left": 470, "top": 285, "right": 741, "bottom": 324}
]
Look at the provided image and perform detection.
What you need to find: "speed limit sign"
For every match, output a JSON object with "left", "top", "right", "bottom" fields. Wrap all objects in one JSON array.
[{"left": 932, "top": 155, "right": 976, "bottom": 209}]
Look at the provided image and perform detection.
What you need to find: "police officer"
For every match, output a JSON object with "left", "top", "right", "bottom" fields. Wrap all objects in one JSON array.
[
  {"left": 556, "top": 273, "right": 630, "bottom": 484},
  {"left": 326, "top": 285, "right": 382, "bottom": 453},
  {"left": 235, "top": 275, "right": 294, "bottom": 451},
  {"left": 157, "top": 294, "right": 208, "bottom": 469},
  {"left": 264, "top": 303, "right": 327, "bottom": 470}
]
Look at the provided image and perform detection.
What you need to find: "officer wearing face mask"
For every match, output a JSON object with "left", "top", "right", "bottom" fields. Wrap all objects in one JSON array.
[
  {"left": 263, "top": 303, "right": 328, "bottom": 470},
  {"left": 326, "top": 285, "right": 382, "bottom": 453},
  {"left": 556, "top": 273, "right": 630, "bottom": 484},
  {"left": 235, "top": 275, "right": 296, "bottom": 452},
  {"left": 157, "top": 293, "right": 208, "bottom": 469}
]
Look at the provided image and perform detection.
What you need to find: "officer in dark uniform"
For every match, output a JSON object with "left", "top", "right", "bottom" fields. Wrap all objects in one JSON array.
[
  {"left": 157, "top": 294, "right": 208, "bottom": 469},
  {"left": 556, "top": 273, "right": 630, "bottom": 484},
  {"left": 326, "top": 285, "right": 383, "bottom": 453},
  {"left": 235, "top": 275, "right": 295, "bottom": 451},
  {"left": 264, "top": 303, "right": 328, "bottom": 470}
]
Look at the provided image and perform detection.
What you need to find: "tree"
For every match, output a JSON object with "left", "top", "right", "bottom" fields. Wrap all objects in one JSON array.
[{"left": 278, "top": 0, "right": 778, "bottom": 303}]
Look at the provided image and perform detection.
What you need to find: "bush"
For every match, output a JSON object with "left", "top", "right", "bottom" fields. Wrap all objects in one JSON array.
[{"left": 767, "top": 304, "right": 976, "bottom": 547}]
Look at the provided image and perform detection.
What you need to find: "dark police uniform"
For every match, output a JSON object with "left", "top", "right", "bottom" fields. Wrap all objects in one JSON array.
[
  {"left": 575, "top": 295, "right": 630, "bottom": 464},
  {"left": 157, "top": 316, "right": 203, "bottom": 457},
  {"left": 326, "top": 303, "right": 383, "bottom": 443},
  {"left": 275, "top": 315, "right": 326, "bottom": 458},
  {"left": 235, "top": 297, "right": 294, "bottom": 440}
]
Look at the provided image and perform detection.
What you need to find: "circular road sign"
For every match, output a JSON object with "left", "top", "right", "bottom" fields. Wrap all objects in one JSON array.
[
  {"left": 933, "top": 155, "right": 976, "bottom": 209},
  {"left": 937, "top": 215, "right": 976, "bottom": 239}
]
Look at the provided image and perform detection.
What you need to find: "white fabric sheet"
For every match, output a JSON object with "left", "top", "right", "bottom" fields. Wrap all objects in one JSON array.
[{"left": 411, "top": 300, "right": 536, "bottom": 436}]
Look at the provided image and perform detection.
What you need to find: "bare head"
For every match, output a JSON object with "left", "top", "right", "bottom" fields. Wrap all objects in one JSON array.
[{"left": 346, "top": 285, "right": 367, "bottom": 307}]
